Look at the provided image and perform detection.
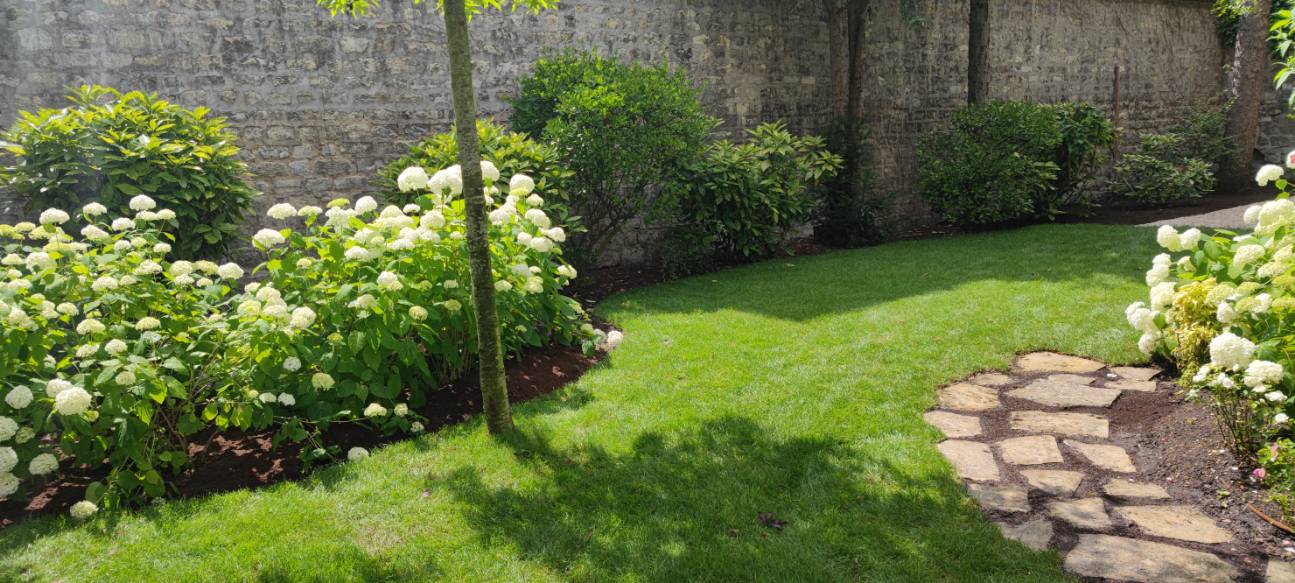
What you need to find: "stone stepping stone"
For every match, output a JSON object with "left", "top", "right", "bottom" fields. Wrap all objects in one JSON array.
[
  {"left": 1102, "top": 480, "right": 1170, "bottom": 500},
  {"left": 1064, "top": 534, "right": 1237, "bottom": 583},
  {"left": 1015, "top": 352, "right": 1105, "bottom": 373},
  {"left": 1049, "top": 373, "right": 1096, "bottom": 385},
  {"left": 1020, "top": 469, "right": 1085, "bottom": 496},
  {"left": 995, "top": 435, "right": 1063, "bottom": 465},
  {"left": 1114, "top": 505, "right": 1232, "bottom": 544},
  {"left": 1111, "top": 366, "right": 1161, "bottom": 382},
  {"left": 1007, "top": 379, "right": 1121, "bottom": 408},
  {"left": 1010, "top": 411, "right": 1109, "bottom": 438},
  {"left": 1048, "top": 497, "right": 1112, "bottom": 530},
  {"left": 923, "top": 411, "right": 982, "bottom": 438},
  {"left": 1064, "top": 440, "right": 1135, "bottom": 473},
  {"left": 937, "top": 383, "right": 1000, "bottom": 412},
  {"left": 1106, "top": 379, "right": 1157, "bottom": 392},
  {"left": 1270, "top": 561, "right": 1295, "bottom": 583},
  {"left": 937, "top": 440, "right": 999, "bottom": 482},
  {"left": 969, "top": 372, "right": 1013, "bottom": 386},
  {"left": 967, "top": 483, "right": 1029, "bottom": 513},
  {"left": 996, "top": 518, "right": 1053, "bottom": 550}
]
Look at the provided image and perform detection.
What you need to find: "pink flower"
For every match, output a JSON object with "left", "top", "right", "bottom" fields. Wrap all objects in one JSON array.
[
  {"left": 1271, "top": 442, "right": 1282, "bottom": 462},
  {"left": 1253, "top": 467, "right": 1268, "bottom": 480}
]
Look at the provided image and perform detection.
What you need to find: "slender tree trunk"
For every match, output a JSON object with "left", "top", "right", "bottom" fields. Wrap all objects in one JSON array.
[
  {"left": 845, "top": 0, "right": 867, "bottom": 125},
  {"left": 825, "top": 0, "right": 848, "bottom": 118},
  {"left": 1224, "top": 0, "right": 1272, "bottom": 186},
  {"left": 443, "top": 0, "right": 513, "bottom": 434},
  {"left": 968, "top": 0, "right": 990, "bottom": 104}
]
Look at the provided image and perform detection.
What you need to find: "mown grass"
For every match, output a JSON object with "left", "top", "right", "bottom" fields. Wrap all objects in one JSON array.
[{"left": 0, "top": 224, "right": 1157, "bottom": 582}]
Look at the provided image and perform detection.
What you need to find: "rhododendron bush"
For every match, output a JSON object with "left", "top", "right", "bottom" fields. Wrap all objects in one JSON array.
[
  {"left": 0, "top": 164, "right": 597, "bottom": 514},
  {"left": 1129, "top": 155, "right": 1295, "bottom": 517}
]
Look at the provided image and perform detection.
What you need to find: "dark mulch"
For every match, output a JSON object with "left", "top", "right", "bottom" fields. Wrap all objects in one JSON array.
[
  {"left": 0, "top": 345, "right": 602, "bottom": 527},
  {"left": 971, "top": 365, "right": 1295, "bottom": 581}
]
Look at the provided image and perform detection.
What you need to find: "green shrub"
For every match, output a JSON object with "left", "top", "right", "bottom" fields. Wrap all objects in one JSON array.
[
  {"left": 378, "top": 120, "right": 572, "bottom": 208},
  {"left": 813, "top": 120, "right": 890, "bottom": 248},
  {"left": 0, "top": 163, "right": 600, "bottom": 512},
  {"left": 664, "top": 122, "right": 842, "bottom": 262},
  {"left": 0, "top": 85, "right": 258, "bottom": 259},
  {"left": 509, "top": 50, "right": 717, "bottom": 265},
  {"left": 1177, "top": 103, "right": 1236, "bottom": 172},
  {"left": 917, "top": 101, "right": 1062, "bottom": 227},
  {"left": 1111, "top": 133, "right": 1217, "bottom": 205},
  {"left": 1050, "top": 102, "right": 1116, "bottom": 211}
]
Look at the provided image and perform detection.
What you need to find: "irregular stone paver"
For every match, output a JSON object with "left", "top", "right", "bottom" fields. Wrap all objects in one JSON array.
[
  {"left": 1107, "top": 379, "right": 1158, "bottom": 392},
  {"left": 995, "top": 435, "right": 1064, "bottom": 465},
  {"left": 1115, "top": 506, "right": 1232, "bottom": 544},
  {"left": 937, "top": 440, "right": 999, "bottom": 482},
  {"left": 922, "top": 411, "right": 982, "bottom": 438},
  {"left": 938, "top": 383, "right": 1000, "bottom": 412},
  {"left": 969, "top": 372, "right": 1013, "bottom": 386},
  {"left": 996, "top": 519, "right": 1053, "bottom": 550},
  {"left": 1102, "top": 480, "right": 1170, "bottom": 500},
  {"left": 1269, "top": 561, "right": 1295, "bottom": 583},
  {"left": 1010, "top": 411, "right": 1109, "bottom": 438},
  {"left": 1064, "top": 440, "right": 1136, "bottom": 473},
  {"left": 1016, "top": 352, "right": 1106, "bottom": 373},
  {"left": 1049, "top": 373, "right": 1097, "bottom": 385},
  {"left": 1111, "top": 366, "right": 1161, "bottom": 382},
  {"left": 1020, "top": 469, "right": 1085, "bottom": 496},
  {"left": 967, "top": 483, "right": 1029, "bottom": 513},
  {"left": 1065, "top": 534, "right": 1238, "bottom": 583},
  {"left": 1048, "top": 497, "right": 1112, "bottom": 530},
  {"left": 1007, "top": 379, "right": 1121, "bottom": 408}
]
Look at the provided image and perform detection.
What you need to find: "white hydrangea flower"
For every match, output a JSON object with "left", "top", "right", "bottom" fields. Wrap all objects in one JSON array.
[
  {"left": 1233, "top": 244, "right": 1266, "bottom": 269},
  {"left": 237, "top": 300, "right": 262, "bottom": 318},
  {"left": 479, "top": 160, "right": 501, "bottom": 183},
  {"left": 1209, "top": 332, "right": 1257, "bottom": 370},
  {"left": 157, "top": 209, "right": 176, "bottom": 221},
  {"left": 0, "top": 254, "right": 20, "bottom": 267},
  {"left": 27, "top": 453, "right": 57, "bottom": 476},
  {"left": 256, "top": 392, "right": 277, "bottom": 404},
  {"left": 546, "top": 227, "right": 566, "bottom": 243},
  {"left": 277, "top": 393, "right": 296, "bottom": 407},
  {"left": 1269, "top": 390, "right": 1288, "bottom": 402},
  {"left": 298, "top": 205, "right": 323, "bottom": 217},
  {"left": 348, "top": 447, "right": 369, "bottom": 461},
  {"left": 393, "top": 403, "right": 409, "bottom": 417},
  {"left": 136, "top": 210, "right": 158, "bottom": 222},
  {"left": 510, "top": 174, "right": 535, "bottom": 196},
  {"left": 253, "top": 229, "right": 286, "bottom": 248},
  {"left": 526, "top": 194, "right": 544, "bottom": 208},
  {"left": 1155, "top": 225, "right": 1181, "bottom": 251},
  {"left": 134, "top": 260, "right": 162, "bottom": 276},
  {"left": 69, "top": 500, "right": 98, "bottom": 519},
  {"left": 444, "top": 299, "right": 462, "bottom": 312},
  {"left": 312, "top": 372, "right": 335, "bottom": 390},
  {"left": 105, "top": 339, "right": 128, "bottom": 355},
  {"left": 410, "top": 421, "right": 425, "bottom": 433},
  {"left": 495, "top": 280, "right": 513, "bottom": 292},
  {"left": 376, "top": 271, "right": 402, "bottom": 291},
  {"left": 409, "top": 306, "right": 428, "bottom": 321},
  {"left": 129, "top": 195, "right": 157, "bottom": 211},
  {"left": 402, "top": 204, "right": 422, "bottom": 214},
  {"left": 1245, "top": 205, "right": 1263, "bottom": 225},
  {"left": 1217, "top": 301, "right": 1238, "bottom": 324},
  {"left": 0, "top": 417, "right": 16, "bottom": 442},
  {"left": 355, "top": 196, "right": 379, "bottom": 214},
  {"left": 283, "top": 357, "right": 302, "bottom": 372},
  {"left": 349, "top": 294, "right": 377, "bottom": 310},
  {"left": 82, "top": 202, "right": 108, "bottom": 216},
  {"left": 1126, "top": 306, "right": 1157, "bottom": 333},
  {"left": 290, "top": 307, "right": 317, "bottom": 329},
  {"left": 1245, "top": 360, "right": 1285, "bottom": 388},
  {"left": 0, "top": 472, "right": 16, "bottom": 499},
  {"left": 267, "top": 203, "right": 297, "bottom": 220},
  {"left": 78, "top": 224, "right": 109, "bottom": 243},
  {"left": 39, "top": 208, "right": 70, "bottom": 226},
  {"left": 115, "top": 371, "right": 136, "bottom": 386},
  {"left": 55, "top": 386, "right": 92, "bottom": 416},
  {"left": 557, "top": 264, "right": 577, "bottom": 279},
  {"left": 524, "top": 276, "right": 544, "bottom": 294},
  {"left": 398, "top": 166, "right": 431, "bottom": 192},
  {"left": 111, "top": 217, "right": 136, "bottom": 232},
  {"left": 363, "top": 403, "right": 388, "bottom": 418},
  {"left": 345, "top": 246, "right": 377, "bottom": 261},
  {"left": 524, "top": 208, "right": 551, "bottom": 229},
  {"left": 45, "top": 378, "right": 73, "bottom": 397},
  {"left": 216, "top": 263, "right": 244, "bottom": 280},
  {"left": 4, "top": 386, "right": 32, "bottom": 410},
  {"left": 1257, "top": 164, "right": 1285, "bottom": 187},
  {"left": 430, "top": 166, "right": 464, "bottom": 196},
  {"left": 77, "top": 318, "right": 106, "bottom": 335},
  {"left": 135, "top": 317, "right": 161, "bottom": 331},
  {"left": 528, "top": 236, "right": 554, "bottom": 253},
  {"left": 0, "top": 447, "right": 15, "bottom": 473}
]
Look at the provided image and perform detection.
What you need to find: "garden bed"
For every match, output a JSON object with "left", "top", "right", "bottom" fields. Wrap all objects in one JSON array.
[{"left": 0, "top": 344, "right": 602, "bottom": 527}]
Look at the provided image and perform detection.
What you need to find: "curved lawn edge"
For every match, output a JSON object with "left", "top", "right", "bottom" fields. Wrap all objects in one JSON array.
[{"left": 1, "top": 224, "right": 1153, "bottom": 582}]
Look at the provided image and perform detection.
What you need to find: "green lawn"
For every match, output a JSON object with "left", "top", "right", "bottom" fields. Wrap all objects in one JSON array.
[{"left": 0, "top": 224, "right": 1156, "bottom": 582}]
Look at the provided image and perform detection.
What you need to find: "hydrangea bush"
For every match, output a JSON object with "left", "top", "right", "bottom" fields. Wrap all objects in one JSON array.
[
  {"left": 1129, "top": 155, "right": 1295, "bottom": 516},
  {"left": 0, "top": 164, "right": 599, "bottom": 516}
]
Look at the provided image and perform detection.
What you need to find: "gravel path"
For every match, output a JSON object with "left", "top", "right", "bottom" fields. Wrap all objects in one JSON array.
[{"left": 1141, "top": 203, "right": 1252, "bottom": 230}]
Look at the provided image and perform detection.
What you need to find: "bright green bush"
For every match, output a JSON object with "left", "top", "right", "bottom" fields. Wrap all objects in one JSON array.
[
  {"left": 1050, "top": 102, "right": 1115, "bottom": 211},
  {"left": 377, "top": 120, "right": 572, "bottom": 209},
  {"left": 917, "top": 101, "right": 1061, "bottom": 226},
  {"left": 0, "top": 163, "right": 599, "bottom": 514},
  {"left": 1111, "top": 133, "right": 1217, "bottom": 205},
  {"left": 664, "top": 122, "right": 842, "bottom": 261},
  {"left": 0, "top": 86, "right": 258, "bottom": 259},
  {"left": 1130, "top": 161, "right": 1295, "bottom": 518},
  {"left": 510, "top": 50, "right": 717, "bottom": 264}
]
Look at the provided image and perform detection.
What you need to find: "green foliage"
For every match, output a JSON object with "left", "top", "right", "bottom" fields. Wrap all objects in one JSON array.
[
  {"left": 813, "top": 119, "right": 890, "bottom": 249},
  {"left": 916, "top": 101, "right": 1062, "bottom": 227},
  {"left": 509, "top": 50, "right": 718, "bottom": 264},
  {"left": 0, "top": 86, "right": 258, "bottom": 259},
  {"left": 378, "top": 120, "right": 573, "bottom": 208},
  {"left": 1050, "top": 102, "right": 1116, "bottom": 210},
  {"left": 663, "top": 122, "right": 842, "bottom": 264},
  {"left": 1178, "top": 103, "right": 1238, "bottom": 172},
  {"left": 1216, "top": 0, "right": 1293, "bottom": 47},
  {"left": 1111, "top": 134, "right": 1217, "bottom": 205}
]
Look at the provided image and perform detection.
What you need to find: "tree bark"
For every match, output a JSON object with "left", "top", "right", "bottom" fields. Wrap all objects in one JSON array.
[
  {"left": 845, "top": 0, "right": 867, "bottom": 124},
  {"left": 443, "top": 0, "right": 513, "bottom": 434},
  {"left": 1224, "top": 0, "right": 1272, "bottom": 186},
  {"left": 825, "top": 0, "right": 848, "bottom": 118},
  {"left": 968, "top": 0, "right": 990, "bottom": 104}
]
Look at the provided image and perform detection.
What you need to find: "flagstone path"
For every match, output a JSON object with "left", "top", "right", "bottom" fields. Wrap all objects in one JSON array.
[{"left": 929, "top": 351, "right": 1291, "bottom": 582}]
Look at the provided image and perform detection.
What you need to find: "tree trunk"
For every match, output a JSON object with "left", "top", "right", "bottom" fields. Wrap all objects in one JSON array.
[
  {"left": 1224, "top": 0, "right": 1272, "bottom": 186},
  {"left": 825, "top": 0, "right": 848, "bottom": 118},
  {"left": 968, "top": 0, "right": 990, "bottom": 104},
  {"left": 443, "top": 0, "right": 513, "bottom": 435},
  {"left": 845, "top": 0, "right": 867, "bottom": 124}
]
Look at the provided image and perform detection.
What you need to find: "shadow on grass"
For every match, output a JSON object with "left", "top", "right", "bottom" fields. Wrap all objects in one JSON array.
[
  {"left": 434, "top": 416, "right": 1055, "bottom": 581},
  {"left": 601, "top": 224, "right": 1157, "bottom": 323}
]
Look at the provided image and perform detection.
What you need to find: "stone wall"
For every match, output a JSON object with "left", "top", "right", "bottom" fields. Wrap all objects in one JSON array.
[{"left": 0, "top": 0, "right": 1254, "bottom": 260}]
